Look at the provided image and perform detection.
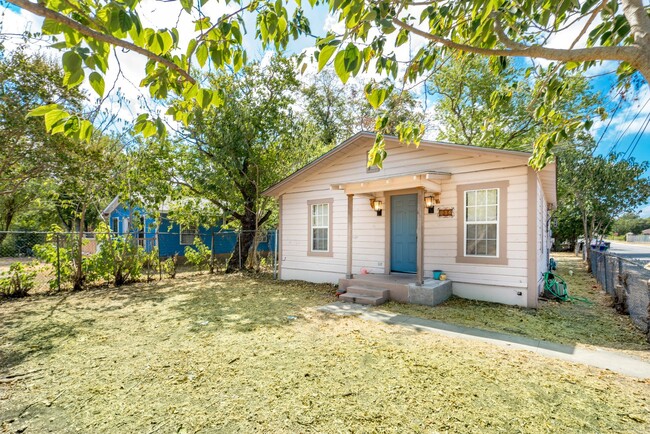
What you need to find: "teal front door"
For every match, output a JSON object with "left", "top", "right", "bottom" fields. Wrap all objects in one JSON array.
[{"left": 390, "top": 194, "right": 417, "bottom": 273}]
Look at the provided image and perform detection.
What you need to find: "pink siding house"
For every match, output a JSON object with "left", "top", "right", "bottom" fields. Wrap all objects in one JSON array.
[{"left": 263, "top": 132, "right": 556, "bottom": 308}]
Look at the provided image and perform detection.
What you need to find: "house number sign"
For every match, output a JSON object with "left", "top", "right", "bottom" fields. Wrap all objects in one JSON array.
[{"left": 438, "top": 207, "right": 454, "bottom": 218}]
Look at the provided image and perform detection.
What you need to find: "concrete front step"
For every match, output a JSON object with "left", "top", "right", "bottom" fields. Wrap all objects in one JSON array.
[
  {"left": 345, "top": 286, "right": 390, "bottom": 299},
  {"left": 339, "top": 291, "right": 387, "bottom": 306}
]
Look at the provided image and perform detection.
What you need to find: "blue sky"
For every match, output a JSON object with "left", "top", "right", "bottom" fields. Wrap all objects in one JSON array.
[{"left": 3, "top": 1, "right": 650, "bottom": 214}]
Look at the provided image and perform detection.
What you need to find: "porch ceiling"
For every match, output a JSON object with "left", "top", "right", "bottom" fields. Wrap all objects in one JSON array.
[{"left": 330, "top": 171, "right": 450, "bottom": 195}]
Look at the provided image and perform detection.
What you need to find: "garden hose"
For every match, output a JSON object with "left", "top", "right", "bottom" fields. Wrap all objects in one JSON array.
[{"left": 543, "top": 272, "right": 592, "bottom": 304}]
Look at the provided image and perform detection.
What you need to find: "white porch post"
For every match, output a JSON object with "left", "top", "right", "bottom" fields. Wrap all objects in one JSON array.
[
  {"left": 346, "top": 194, "right": 354, "bottom": 279},
  {"left": 417, "top": 188, "right": 424, "bottom": 286}
]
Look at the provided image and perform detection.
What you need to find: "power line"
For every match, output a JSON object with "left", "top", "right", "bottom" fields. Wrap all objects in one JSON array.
[
  {"left": 607, "top": 97, "right": 650, "bottom": 155},
  {"left": 623, "top": 109, "right": 650, "bottom": 159},
  {"left": 593, "top": 95, "right": 623, "bottom": 155}
]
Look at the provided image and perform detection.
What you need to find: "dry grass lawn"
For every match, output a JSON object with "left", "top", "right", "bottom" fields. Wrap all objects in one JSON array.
[
  {"left": 380, "top": 253, "right": 650, "bottom": 359},
  {"left": 1, "top": 268, "right": 649, "bottom": 433}
]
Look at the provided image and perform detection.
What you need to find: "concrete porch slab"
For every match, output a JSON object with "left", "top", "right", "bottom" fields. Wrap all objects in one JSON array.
[
  {"left": 339, "top": 275, "right": 453, "bottom": 305},
  {"left": 408, "top": 280, "right": 452, "bottom": 306}
]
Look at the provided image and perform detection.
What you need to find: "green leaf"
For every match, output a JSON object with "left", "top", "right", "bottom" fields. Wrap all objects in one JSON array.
[
  {"left": 63, "top": 68, "right": 84, "bottom": 88},
  {"left": 142, "top": 121, "right": 157, "bottom": 138},
  {"left": 117, "top": 9, "right": 132, "bottom": 33},
  {"left": 333, "top": 51, "right": 350, "bottom": 83},
  {"left": 180, "top": 0, "right": 193, "bottom": 13},
  {"left": 78, "top": 120, "right": 93, "bottom": 142},
  {"left": 342, "top": 43, "right": 361, "bottom": 75},
  {"left": 196, "top": 43, "right": 208, "bottom": 67},
  {"left": 62, "top": 51, "right": 82, "bottom": 73},
  {"left": 196, "top": 89, "right": 213, "bottom": 109},
  {"left": 26, "top": 103, "right": 61, "bottom": 118},
  {"left": 159, "top": 31, "right": 173, "bottom": 53},
  {"left": 395, "top": 29, "right": 409, "bottom": 47},
  {"left": 42, "top": 18, "right": 62, "bottom": 35},
  {"left": 317, "top": 44, "right": 337, "bottom": 71},
  {"left": 44, "top": 109, "right": 69, "bottom": 131},
  {"left": 364, "top": 84, "right": 390, "bottom": 109},
  {"left": 89, "top": 72, "right": 105, "bottom": 97}
]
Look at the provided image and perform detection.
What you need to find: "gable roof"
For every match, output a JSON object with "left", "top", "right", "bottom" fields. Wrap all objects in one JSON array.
[
  {"left": 102, "top": 196, "right": 218, "bottom": 217},
  {"left": 263, "top": 132, "right": 556, "bottom": 205},
  {"left": 102, "top": 196, "right": 120, "bottom": 216}
]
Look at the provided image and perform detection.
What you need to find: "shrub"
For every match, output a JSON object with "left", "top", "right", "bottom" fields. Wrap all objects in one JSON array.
[
  {"left": 94, "top": 226, "right": 145, "bottom": 286},
  {"left": 0, "top": 261, "right": 37, "bottom": 297},
  {"left": 185, "top": 237, "right": 211, "bottom": 273},
  {"left": 142, "top": 248, "right": 160, "bottom": 282},
  {"left": 33, "top": 228, "right": 76, "bottom": 290},
  {"left": 161, "top": 254, "right": 178, "bottom": 278}
]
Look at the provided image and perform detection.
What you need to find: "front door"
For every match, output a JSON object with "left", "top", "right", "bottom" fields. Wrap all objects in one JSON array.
[{"left": 390, "top": 194, "right": 417, "bottom": 273}]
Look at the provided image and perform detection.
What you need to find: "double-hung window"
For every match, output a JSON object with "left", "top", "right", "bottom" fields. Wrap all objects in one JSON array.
[
  {"left": 308, "top": 199, "right": 333, "bottom": 256},
  {"left": 111, "top": 217, "right": 119, "bottom": 234},
  {"left": 465, "top": 189, "right": 499, "bottom": 257},
  {"left": 180, "top": 226, "right": 196, "bottom": 245},
  {"left": 457, "top": 181, "right": 508, "bottom": 265}
]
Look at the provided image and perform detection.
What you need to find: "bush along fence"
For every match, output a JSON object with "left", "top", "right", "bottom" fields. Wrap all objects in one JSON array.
[
  {"left": 590, "top": 249, "right": 650, "bottom": 342},
  {"left": 0, "top": 227, "right": 278, "bottom": 298}
]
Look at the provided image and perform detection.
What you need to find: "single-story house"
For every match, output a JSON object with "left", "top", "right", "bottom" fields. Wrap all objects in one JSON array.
[
  {"left": 263, "top": 132, "right": 556, "bottom": 308},
  {"left": 101, "top": 197, "right": 276, "bottom": 257}
]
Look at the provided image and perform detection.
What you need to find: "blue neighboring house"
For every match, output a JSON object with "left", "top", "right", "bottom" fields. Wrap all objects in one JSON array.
[{"left": 101, "top": 197, "right": 276, "bottom": 257}]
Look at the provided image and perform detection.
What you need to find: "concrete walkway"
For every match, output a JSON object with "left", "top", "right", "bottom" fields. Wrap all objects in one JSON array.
[{"left": 317, "top": 302, "right": 650, "bottom": 379}]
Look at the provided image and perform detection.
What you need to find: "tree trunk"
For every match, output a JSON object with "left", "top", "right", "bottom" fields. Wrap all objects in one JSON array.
[
  {"left": 226, "top": 210, "right": 257, "bottom": 273},
  {"left": 73, "top": 204, "right": 87, "bottom": 291},
  {"left": 583, "top": 213, "right": 593, "bottom": 272},
  {"left": 0, "top": 210, "right": 14, "bottom": 246}
]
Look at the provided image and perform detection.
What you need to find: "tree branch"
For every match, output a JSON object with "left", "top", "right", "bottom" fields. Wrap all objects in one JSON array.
[
  {"left": 568, "top": 0, "right": 608, "bottom": 50},
  {"left": 7, "top": 0, "right": 195, "bottom": 84},
  {"left": 258, "top": 209, "right": 272, "bottom": 227},
  {"left": 172, "top": 178, "right": 242, "bottom": 219},
  {"left": 622, "top": 0, "right": 650, "bottom": 44},
  {"left": 392, "top": 16, "right": 638, "bottom": 64}
]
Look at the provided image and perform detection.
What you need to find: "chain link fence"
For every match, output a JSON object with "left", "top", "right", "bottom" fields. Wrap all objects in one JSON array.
[
  {"left": 590, "top": 249, "right": 650, "bottom": 341},
  {"left": 0, "top": 229, "right": 278, "bottom": 297}
]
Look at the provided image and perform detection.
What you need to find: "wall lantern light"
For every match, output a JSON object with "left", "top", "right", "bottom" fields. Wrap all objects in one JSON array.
[
  {"left": 424, "top": 195, "right": 436, "bottom": 214},
  {"left": 369, "top": 198, "right": 383, "bottom": 216}
]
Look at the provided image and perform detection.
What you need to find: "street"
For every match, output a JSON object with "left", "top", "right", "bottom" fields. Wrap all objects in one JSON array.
[{"left": 606, "top": 241, "right": 650, "bottom": 264}]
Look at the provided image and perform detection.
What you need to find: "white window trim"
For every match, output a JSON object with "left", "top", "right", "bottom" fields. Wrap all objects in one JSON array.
[
  {"left": 179, "top": 226, "right": 196, "bottom": 246},
  {"left": 463, "top": 188, "right": 500, "bottom": 258},
  {"left": 311, "top": 203, "right": 330, "bottom": 252},
  {"left": 307, "top": 198, "right": 333, "bottom": 257}
]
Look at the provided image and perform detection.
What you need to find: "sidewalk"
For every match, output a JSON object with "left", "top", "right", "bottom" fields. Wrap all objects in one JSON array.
[{"left": 317, "top": 302, "right": 650, "bottom": 379}]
